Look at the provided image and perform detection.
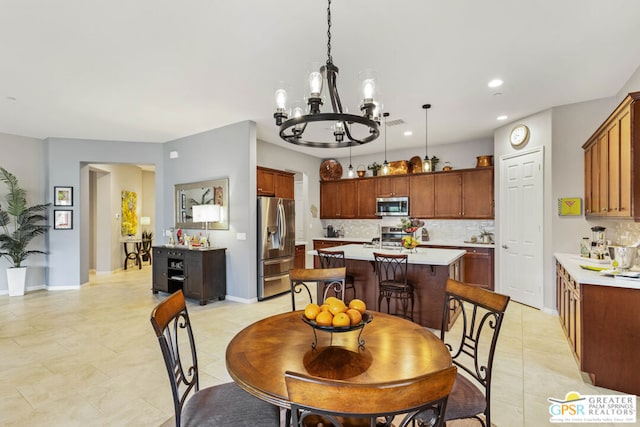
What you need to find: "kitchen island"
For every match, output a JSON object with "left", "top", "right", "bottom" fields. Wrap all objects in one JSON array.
[
  {"left": 311, "top": 244, "right": 465, "bottom": 329},
  {"left": 555, "top": 253, "right": 640, "bottom": 395}
]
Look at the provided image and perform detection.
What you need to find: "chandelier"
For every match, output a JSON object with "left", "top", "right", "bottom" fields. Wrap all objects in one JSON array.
[{"left": 273, "top": 0, "right": 381, "bottom": 148}]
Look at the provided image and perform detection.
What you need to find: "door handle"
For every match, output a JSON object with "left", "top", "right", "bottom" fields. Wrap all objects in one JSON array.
[{"left": 502, "top": 244, "right": 508, "bottom": 249}]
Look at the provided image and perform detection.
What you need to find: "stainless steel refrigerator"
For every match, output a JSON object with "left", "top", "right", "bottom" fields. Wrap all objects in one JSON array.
[{"left": 257, "top": 197, "right": 295, "bottom": 300}]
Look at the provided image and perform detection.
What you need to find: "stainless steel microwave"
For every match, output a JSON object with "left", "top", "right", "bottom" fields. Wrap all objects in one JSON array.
[{"left": 376, "top": 197, "right": 409, "bottom": 216}]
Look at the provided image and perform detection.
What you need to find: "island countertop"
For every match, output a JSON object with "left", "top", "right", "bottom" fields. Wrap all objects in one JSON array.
[{"left": 309, "top": 243, "right": 465, "bottom": 266}]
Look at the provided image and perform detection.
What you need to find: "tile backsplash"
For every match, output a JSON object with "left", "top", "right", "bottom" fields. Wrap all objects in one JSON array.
[{"left": 321, "top": 218, "right": 495, "bottom": 242}]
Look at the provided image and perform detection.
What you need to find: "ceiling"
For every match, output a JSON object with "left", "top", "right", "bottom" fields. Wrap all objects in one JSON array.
[{"left": 2, "top": 1, "right": 640, "bottom": 159}]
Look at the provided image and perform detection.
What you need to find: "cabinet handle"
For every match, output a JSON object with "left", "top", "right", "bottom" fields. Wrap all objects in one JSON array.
[
  {"left": 501, "top": 244, "right": 508, "bottom": 249},
  {"left": 601, "top": 207, "right": 607, "bottom": 211}
]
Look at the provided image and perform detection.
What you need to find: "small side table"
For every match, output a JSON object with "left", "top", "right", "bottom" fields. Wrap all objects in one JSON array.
[{"left": 123, "top": 239, "right": 142, "bottom": 270}]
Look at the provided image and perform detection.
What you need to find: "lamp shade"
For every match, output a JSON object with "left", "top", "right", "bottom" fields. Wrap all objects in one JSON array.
[
  {"left": 192, "top": 204, "right": 221, "bottom": 223},
  {"left": 140, "top": 216, "right": 151, "bottom": 225}
]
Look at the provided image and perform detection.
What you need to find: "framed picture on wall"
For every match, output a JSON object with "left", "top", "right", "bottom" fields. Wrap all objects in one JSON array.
[
  {"left": 54, "top": 210, "right": 73, "bottom": 230},
  {"left": 54, "top": 186, "right": 73, "bottom": 206}
]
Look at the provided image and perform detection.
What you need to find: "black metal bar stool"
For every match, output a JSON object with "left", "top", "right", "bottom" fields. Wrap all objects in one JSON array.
[
  {"left": 316, "top": 249, "right": 356, "bottom": 300},
  {"left": 373, "top": 252, "right": 415, "bottom": 321}
]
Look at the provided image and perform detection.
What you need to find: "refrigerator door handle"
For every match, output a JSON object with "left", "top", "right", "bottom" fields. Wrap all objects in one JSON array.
[
  {"left": 262, "top": 256, "right": 295, "bottom": 266},
  {"left": 277, "top": 199, "right": 286, "bottom": 243},
  {"left": 263, "top": 272, "right": 290, "bottom": 281}
]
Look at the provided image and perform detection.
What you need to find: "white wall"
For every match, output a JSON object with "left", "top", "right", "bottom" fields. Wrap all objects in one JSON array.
[{"left": 0, "top": 133, "right": 47, "bottom": 294}]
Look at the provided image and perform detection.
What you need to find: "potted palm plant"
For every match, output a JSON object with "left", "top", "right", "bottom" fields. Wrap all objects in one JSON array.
[{"left": 0, "top": 167, "right": 50, "bottom": 296}]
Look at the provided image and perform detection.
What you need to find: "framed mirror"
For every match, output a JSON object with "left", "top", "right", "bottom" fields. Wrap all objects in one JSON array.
[{"left": 174, "top": 177, "right": 229, "bottom": 230}]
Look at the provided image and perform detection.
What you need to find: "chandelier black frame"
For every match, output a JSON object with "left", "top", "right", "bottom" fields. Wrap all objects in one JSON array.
[{"left": 273, "top": 0, "right": 380, "bottom": 148}]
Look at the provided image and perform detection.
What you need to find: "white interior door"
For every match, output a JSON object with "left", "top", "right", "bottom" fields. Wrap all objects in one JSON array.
[{"left": 500, "top": 147, "right": 544, "bottom": 308}]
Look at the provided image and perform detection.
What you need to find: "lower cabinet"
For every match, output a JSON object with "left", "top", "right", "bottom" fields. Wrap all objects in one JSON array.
[
  {"left": 295, "top": 244, "right": 306, "bottom": 269},
  {"left": 152, "top": 246, "right": 226, "bottom": 305},
  {"left": 556, "top": 262, "right": 582, "bottom": 362},
  {"left": 427, "top": 245, "right": 494, "bottom": 290}
]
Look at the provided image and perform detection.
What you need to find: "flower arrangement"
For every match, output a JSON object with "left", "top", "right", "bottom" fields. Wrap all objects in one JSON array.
[{"left": 367, "top": 162, "right": 382, "bottom": 171}]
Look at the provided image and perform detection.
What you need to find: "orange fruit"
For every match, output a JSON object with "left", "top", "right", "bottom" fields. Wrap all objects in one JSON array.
[
  {"left": 319, "top": 304, "right": 331, "bottom": 312},
  {"left": 348, "top": 299, "right": 367, "bottom": 314},
  {"left": 329, "top": 299, "right": 347, "bottom": 316},
  {"left": 324, "top": 296, "right": 340, "bottom": 305},
  {"left": 332, "top": 312, "right": 350, "bottom": 327},
  {"left": 315, "top": 311, "right": 333, "bottom": 326},
  {"left": 304, "top": 303, "right": 321, "bottom": 320},
  {"left": 346, "top": 308, "right": 362, "bottom": 326}
]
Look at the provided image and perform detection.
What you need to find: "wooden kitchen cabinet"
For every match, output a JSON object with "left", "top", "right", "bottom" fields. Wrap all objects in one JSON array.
[
  {"left": 257, "top": 166, "right": 294, "bottom": 198},
  {"left": 376, "top": 176, "right": 409, "bottom": 197},
  {"left": 152, "top": 246, "right": 226, "bottom": 305},
  {"left": 409, "top": 173, "right": 435, "bottom": 217},
  {"left": 556, "top": 261, "right": 582, "bottom": 362},
  {"left": 320, "top": 180, "right": 358, "bottom": 219},
  {"left": 583, "top": 92, "right": 638, "bottom": 219},
  {"left": 433, "top": 168, "right": 494, "bottom": 219},
  {"left": 428, "top": 244, "right": 494, "bottom": 290},
  {"left": 295, "top": 244, "right": 306, "bottom": 269},
  {"left": 357, "top": 178, "right": 378, "bottom": 219}
]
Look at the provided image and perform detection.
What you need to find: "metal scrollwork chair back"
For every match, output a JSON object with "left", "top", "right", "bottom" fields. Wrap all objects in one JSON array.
[
  {"left": 285, "top": 366, "right": 457, "bottom": 427},
  {"left": 289, "top": 267, "right": 346, "bottom": 310},
  {"left": 440, "top": 278, "right": 510, "bottom": 427},
  {"left": 316, "top": 249, "right": 357, "bottom": 300},
  {"left": 150, "top": 290, "right": 280, "bottom": 426},
  {"left": 373, "top": 252, "right": 415, "bottom": 321}
]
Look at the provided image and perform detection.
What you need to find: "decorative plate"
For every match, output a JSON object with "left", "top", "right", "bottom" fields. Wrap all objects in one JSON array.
[
  {"left": 319, "top": 159, "right": 343, "bottom": 181},
  {"left": 302, "top": 312, "right": 372, "bottom": 332},
  {"left": 409, "top": 156, "right": 423, "bottom": 173}
]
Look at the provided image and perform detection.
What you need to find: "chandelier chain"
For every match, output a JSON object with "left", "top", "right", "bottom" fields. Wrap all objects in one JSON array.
[{"left": 327, "top": 0, "right": 333, "bottom": 64}]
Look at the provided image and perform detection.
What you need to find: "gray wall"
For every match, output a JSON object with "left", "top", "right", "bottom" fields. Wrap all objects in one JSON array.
[
  {"left": 0, "top": 133, "right": 47, "bottom": 293},
  {"left": 163, "top": 121, "right": 258, "bottom": 301},
  {"left": 45, "top": 138, "right": 164, "bottom": 288}
]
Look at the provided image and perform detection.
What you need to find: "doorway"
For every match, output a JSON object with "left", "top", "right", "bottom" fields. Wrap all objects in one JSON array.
[{"left": 499, "top": 147, "right": 544, "bottom": 308}]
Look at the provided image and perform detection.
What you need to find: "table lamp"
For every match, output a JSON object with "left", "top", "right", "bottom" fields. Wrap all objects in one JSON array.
[{"left": 192, "top": 204, "right": 221, "bottom": 247}]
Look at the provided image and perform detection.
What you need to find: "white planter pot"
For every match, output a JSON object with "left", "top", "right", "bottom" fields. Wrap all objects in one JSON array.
[{"left": 7, "top": 267, "right": 27, "bottom": 296}]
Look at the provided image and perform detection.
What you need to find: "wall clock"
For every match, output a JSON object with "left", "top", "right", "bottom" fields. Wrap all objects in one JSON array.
[{"left": 510, "top": 124, "right": 530, "bottom": 148}]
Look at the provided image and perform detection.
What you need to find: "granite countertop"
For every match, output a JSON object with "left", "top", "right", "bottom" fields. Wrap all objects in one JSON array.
[
  {"left": 555, "top": 252, "right": 640, "bottom": 290},
  {"left": 312, "top": 237, "right": 494, "bottom": 248},
  {"left": 309, "top": 243, "right": 465, "bottom": 266}
]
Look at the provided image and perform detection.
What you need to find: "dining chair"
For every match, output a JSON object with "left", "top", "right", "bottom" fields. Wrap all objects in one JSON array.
[
  {"left": 373, "top": 252, "right": 415, "bottom": 321},
  {"left": 439, "top": 278, "right": 510, "bottom": 427},
  {"left": 316, "top": 249, "right": 357, "bottom": 300},
  {"left": 289, "top": 267, "right": 346, "bottom": 311},
  {"left": 149, "top": 290, "right": 280, "bottom": 427},
  {"left": 285, "top": 366, "right": 457, "bottom": 427}
]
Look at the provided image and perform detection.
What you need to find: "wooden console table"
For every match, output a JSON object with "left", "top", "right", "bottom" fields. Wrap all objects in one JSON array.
[{"left": 152, "top": 246, "right": 226, "bottom": 305}]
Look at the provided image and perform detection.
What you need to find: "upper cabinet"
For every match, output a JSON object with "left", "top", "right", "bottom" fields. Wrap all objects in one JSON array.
[
  {"left": 433, "top": 168, "right": 494, "bottom": 219},
  {"left": 257, "top": 166, "right": 295, "bottom": 199},
  {"left": 376, "top": 176, "right": 409, "bottom": 197},
  {"left": 319, "top": 168, "right": 494, "bottom": 220},
  {"left": 583, "top": 92, "right": 639, "bottom": 219}
]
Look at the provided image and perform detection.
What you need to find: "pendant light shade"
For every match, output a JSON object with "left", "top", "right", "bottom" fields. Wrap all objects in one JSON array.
[
  {"left": 348, "top": 145, "right": 354, "bottom": 177},
  {"left": 423, "top": 104, "right": 432, "bottom": 172}
]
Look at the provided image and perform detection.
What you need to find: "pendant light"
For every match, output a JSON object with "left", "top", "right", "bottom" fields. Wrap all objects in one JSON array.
[
  {"left": 423, "top": 104, "right": 432, "bottom": 172},
  {"left": 348, "top": 145, "right": 354, "bottom": 177},
  {"left": 382, "top": 112, "right": 390, "bottom": 175}
]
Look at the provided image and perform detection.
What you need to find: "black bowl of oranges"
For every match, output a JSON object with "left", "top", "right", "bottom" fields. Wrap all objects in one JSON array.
[{"left": 302, "top": 297, "right": 372, "bottom": 332}]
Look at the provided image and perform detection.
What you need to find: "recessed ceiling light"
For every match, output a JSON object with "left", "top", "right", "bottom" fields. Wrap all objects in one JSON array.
[
  {"left": 497, "top": 115, "right": 508, "bottom": 121},
  {"left": 6, "top": 96, "right": 17, "bottom": 101},
  {"left": 488, "top": 79, "right": 503, "bottom": 88},
  {"left": 403, "top": 131, "right": 413, "bottom": 136}
]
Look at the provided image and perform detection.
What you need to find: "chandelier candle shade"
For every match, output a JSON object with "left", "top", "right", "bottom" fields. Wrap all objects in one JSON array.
[
  {"left": 423, "top": 104, "right": 432, "bottom": 172},
  {"left": 273, "top": 0, "right": 381, "bottom": 148}
]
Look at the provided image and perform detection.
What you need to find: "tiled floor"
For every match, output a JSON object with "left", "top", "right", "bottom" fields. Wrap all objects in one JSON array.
[{"left": 0, "top": 266, "right": 637, "bottom": 426}]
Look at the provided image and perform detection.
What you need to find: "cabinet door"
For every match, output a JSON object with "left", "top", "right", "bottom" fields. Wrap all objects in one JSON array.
[
  {"left": 276, "top": 173, "right": 294, "bottom": 199},
  {"left": 434, "top": 173, "right": 462, "bottom": 217},
  {"left": 462, "top": 247, "right": 494, "bottom": 290},
  {"left": 183, "top": 251, "right": 203, "bottom": 301},
  {"left": 320, "top": 180, "right": 357, "bottom": 219},
  {"left": 597, "top": 133, "right": 609, "bottom": 214},
  {"left": 357, "top": 179, "right": 378, "bottom": 219},
  {"left": 409, "top": 174, "right": 435, "bottom": 218},
  {"left": 584, "top": 144, "right": 594, "bottom": 215},
  {"left": 618, "top": 108, "right": 631, "bottom": 216},
  {"left": 295, "top": 245, "right": 306, "bottom": 269},
  {"left": 152, "top": 248, "right": 169, "bottom": 292},
  {"left": 376, "top": 176, "right": 409, "bottom": 197},
  {"left": 257, "top": 168, "right": 275, "bottom": 196},
  {"left": 462, "top": 168, "right": 494, "bottom": 218}
]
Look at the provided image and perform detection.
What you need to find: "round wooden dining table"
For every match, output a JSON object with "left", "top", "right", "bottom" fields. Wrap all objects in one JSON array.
[{"left": 226, "top": 310, "right": 452, "bottom": 409}]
